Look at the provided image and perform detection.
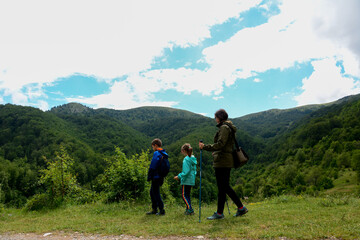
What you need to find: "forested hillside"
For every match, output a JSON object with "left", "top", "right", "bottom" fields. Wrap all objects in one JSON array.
[{"left": 1, "top": 94, "right": 359, "bottom": 208}]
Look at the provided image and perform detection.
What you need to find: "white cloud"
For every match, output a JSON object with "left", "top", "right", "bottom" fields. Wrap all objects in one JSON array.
[
  {"left": 253, "top": 78, "right": 262, "bottom": 83},
  {"left": 213, "top": 96, "right": 224, "bottom": 101},
  {"left": 63, "top": 0, "right": 360, "bottom": 110},
  {"left": 294, "top": 58, "right": 360, "bottom": 106},
  {"left": 34, "top": 100, "right": 49, "bottom": 111},
  {"left": 0, "top": 0, "right": 261, "bottom": 108},
  {"left": 67, "top": 80, "right": 178, "bottom": 109},
  {"left": 200, "top": 0, "right": 360, "bottom": 107},
  {"left": 1, "top": 0, "right": 360, "bottom": 110},
  {"left": 203, "top": 0, "right": 342, "bottom": 75}
]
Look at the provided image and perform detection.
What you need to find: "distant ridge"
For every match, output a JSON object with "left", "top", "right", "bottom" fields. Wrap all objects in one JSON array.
[{"left": 50, "top": 102, "right": 94, "bottom": 115}]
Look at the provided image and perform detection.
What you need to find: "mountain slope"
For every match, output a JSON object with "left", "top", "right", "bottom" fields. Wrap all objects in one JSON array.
[
  {"left": 1, "top": 94, "right": 360, "bottom": 206},
  {"left": 50, "top": 103, "right": 151, "bottom": 155}
]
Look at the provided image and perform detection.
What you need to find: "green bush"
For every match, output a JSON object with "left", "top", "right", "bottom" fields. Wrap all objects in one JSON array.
[
  {"left": 318, "top": 196, "right": 351, "bottom": 207},
  {"left": 40, "top": 145, "right": 78, "bottom": 199},
  {"left": 318, "top": 176, "right": 334, "bottom": 190},
  {"left": 99, "top": 148, "right": 150, "bottom": 202},
  {"left": 23, "top": 193, "right": 62, "bottom": 211},
  {"left": 66, "top": 185, "right": 100, "bottom": 204},
  {"left": 0, "top": 203, "right": 4, "bottom": 214},
  {"left": 262, "top": 184, "right": 276, "bottom": 198}
]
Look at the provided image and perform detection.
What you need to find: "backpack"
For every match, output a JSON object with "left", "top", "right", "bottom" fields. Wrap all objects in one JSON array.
[{"left": 158, "top": 152, "right": 170, "bottom": 178}]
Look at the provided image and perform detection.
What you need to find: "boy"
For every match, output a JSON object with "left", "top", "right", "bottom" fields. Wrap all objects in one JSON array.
[{"left": 147, "top": 138, "right": 167, "bottom": 216}]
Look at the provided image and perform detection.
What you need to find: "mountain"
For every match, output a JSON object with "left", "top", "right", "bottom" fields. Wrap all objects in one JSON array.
[
  {"left": 1, "top": 94, "right": 360, "bottom": 206},
  {"left": 50, "top": 103, "right": 151, "bottom": 155},
  {"left": 234, "top": 94, "right": 360, "bottom": 197},
  {"left": 233, "top": 104, "right": 324, "bottom": 141}
]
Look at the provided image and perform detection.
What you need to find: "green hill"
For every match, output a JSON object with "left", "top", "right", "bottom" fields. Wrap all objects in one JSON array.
[{"left": 1, "top": 94, "right": 360, "bottom": 207}]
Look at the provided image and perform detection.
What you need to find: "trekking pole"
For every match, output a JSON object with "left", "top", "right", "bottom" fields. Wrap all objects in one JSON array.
[
  {"left": 199, "top": 140, "right": 203, "bottom": 223},
  {"left": 225, "top": 198, "right": 231, "bottom": 215}
]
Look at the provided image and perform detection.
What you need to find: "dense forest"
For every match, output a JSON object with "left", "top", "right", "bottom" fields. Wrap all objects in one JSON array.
[{"left": 0, "top": 94, "right": 359, "bottom": 210}]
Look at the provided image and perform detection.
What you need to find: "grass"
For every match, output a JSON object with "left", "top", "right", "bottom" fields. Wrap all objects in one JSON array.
[
  {"left": 0, "top": 196, "right": 360, "bottom": 239},
  {"left": 325, "top": 170, "right": 359, "bottom": 194}
]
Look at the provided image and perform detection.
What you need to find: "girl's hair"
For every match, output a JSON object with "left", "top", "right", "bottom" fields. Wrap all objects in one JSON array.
[
  {"left": 181, "top": 143, "right": 193, "bottom": 157},
  {"left": 215, "top": 109, "right": 228, "bottom": 122}
]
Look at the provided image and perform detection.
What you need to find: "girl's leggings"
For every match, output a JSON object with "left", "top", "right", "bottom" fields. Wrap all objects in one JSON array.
[{"left": 182, "top": 185, "right": 192, "bottom": 210}]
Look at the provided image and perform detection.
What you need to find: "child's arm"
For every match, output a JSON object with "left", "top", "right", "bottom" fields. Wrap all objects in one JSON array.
[
  {"left": 147, "top": 152, "right": 159, "bottom": 181},
  {"left": 177, "top": 159, "right": 191, "bottom": 180}
]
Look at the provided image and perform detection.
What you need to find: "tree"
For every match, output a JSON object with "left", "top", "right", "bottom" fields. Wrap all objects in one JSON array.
[
  {"left": 99, "top": 147, "right": 150, "bottom": 202},
  {"left": 40, "top": 145, "right": 77, "bottom": 199}
]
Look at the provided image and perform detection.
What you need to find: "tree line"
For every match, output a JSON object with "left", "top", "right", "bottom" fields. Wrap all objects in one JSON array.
[{"left": 1, "top": 96, "right": 360, "bottom": 209}]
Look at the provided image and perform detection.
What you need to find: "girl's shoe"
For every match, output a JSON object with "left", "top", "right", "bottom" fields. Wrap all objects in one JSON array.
[{"left": 185, "top": 209, "right": 194, "bottom": 215}]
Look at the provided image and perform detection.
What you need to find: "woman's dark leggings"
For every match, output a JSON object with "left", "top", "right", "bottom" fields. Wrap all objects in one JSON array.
[
  {"left": 182, "top": 185, "right": 192, "bottom": 210},
  {"left": 215, "top": 167, "right": 243, "bottom": 214}
]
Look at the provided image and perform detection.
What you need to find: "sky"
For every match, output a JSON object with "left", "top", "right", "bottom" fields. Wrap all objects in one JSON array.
[{"left": 1, "top": 0, "right": 360, "bottom": 118}]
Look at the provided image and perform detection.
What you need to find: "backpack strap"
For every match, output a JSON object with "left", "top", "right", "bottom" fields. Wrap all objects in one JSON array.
[{"left": 223, "top": 123, "right": 240, "bottom": 150}]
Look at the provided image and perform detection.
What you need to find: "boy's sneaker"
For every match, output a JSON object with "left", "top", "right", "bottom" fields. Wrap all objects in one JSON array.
[
  {"left": 156, "top": 209, "right": 165, "bottom": 216},
  {"left": 207, "top": 212, "right": 224, "bottom": 220},
  {"left": 185, "top": 209, "right": 194, "bottom": 215},
  {"left": 234, "top": 206, "right": 248, "bottom": 217},
  {"left": 146, "top": 209, "right": 157, "bottom": 215}
]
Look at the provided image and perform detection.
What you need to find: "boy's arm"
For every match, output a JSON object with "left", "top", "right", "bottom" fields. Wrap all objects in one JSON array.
[{"left": 147, "top": 152, "right": 158, "bottom": 181}]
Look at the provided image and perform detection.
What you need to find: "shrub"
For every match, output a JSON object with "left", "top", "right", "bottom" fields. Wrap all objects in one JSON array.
[
  {"left": 66, "top": 185, "right": 100, "bottom": 204},
  {"left": 318, "top": 196, "right": 351, "bottom": 207},
  {"left": 23, "top": 193, "right": 62, "bottom": 211},
  {"left": 99, "top": 148, "right": 150, "bottom": 202},
  {"left": 262, "top": 184, "right": 276, "bottom": 198},
  {"left": 40, "top": 145, "right": 78, "bottom": 199},
  {"left": 317, "top": 176, "right": 334, "bottom": 190}
]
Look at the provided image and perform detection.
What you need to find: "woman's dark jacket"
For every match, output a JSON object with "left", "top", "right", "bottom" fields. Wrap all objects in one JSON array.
[{"left": 203, "top": 120, "right": 236, "bottom": 168}]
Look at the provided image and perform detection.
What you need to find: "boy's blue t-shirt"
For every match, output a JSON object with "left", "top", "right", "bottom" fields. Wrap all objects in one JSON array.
[{"left": 148, "top": 149, "right": 168, "bottom": 181}]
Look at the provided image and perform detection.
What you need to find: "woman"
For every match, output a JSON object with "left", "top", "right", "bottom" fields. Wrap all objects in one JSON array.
[{"left": 199, "top": 109, "right": 248, "bottom": 220}]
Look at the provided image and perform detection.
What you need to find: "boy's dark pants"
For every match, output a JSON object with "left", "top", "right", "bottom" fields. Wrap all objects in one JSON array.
[
  {"left": 215, "top": 167, "right": 243, "bottom": 214},
  {"left": 150, "top": 178, "right": 164, "bottom": 211}
]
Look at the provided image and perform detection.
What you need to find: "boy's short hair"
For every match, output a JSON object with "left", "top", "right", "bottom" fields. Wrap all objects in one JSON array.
[{"left": 151, "top": 138, "right": 162, "bottom": 147}]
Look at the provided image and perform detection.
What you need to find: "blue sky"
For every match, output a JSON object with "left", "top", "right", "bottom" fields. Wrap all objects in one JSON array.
[{"left": 1, "top": 0, "right": 360, "bottom": 117}]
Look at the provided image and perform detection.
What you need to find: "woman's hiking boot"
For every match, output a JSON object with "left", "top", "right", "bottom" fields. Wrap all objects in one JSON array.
[
  {"left": 156, "top": 209, "right": 165, "bottom": 216},
  {"left": 146, "top": 209, "right": 157, "bottom": 215},
  {"left": 207, "top": 212, "right": 224, "bottom": 220},
  {"left": 234, "top": 206, "right": 248, "bottom": 217},
  {"left": 185, "top": 209, "right": 194, "bottom": 215}
]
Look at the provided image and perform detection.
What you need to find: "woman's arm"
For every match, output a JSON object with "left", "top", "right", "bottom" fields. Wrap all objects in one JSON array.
[{"left": 202, "top": 125, "right": 230, "bottom": 151}]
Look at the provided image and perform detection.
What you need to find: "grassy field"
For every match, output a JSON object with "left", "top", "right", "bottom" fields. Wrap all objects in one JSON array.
[
  {"left": 325, "top": 170, "right": 359, "bottom": 195},
  {"left": 1, "top": 195, "right": 359, "bottom": 239}
]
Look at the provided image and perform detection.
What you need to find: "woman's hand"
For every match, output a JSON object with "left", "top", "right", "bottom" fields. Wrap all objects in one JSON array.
[
  {"left": 174, "top": 176, "right": 179, "bottom": 181},
  {"left": 199, "top": 142, "right": 204, "bottom": 149}
]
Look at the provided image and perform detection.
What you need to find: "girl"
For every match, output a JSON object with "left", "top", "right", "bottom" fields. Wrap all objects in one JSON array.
[{"left": 174, "top": 143, "right": 197, "bottom": 215}]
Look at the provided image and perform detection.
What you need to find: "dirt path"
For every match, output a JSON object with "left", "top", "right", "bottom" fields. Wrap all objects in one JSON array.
[{"left": 0, "top": 233, "right": 212, "bottom": 240}]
